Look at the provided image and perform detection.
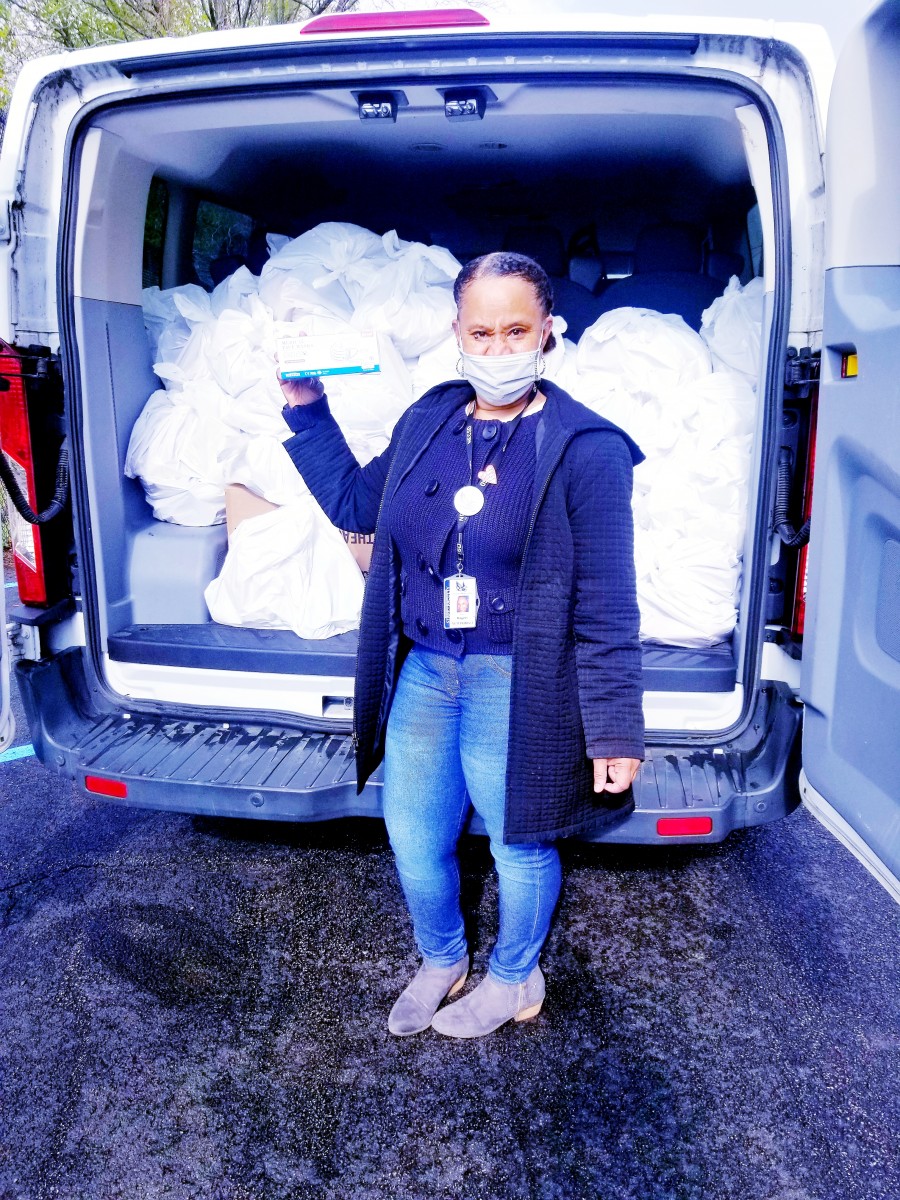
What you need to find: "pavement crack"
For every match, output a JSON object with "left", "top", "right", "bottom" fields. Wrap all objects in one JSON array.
[
  {"left": 0, "top": 861, "right": 99, "bottom": 923},
  {"left": 0, "top": 860, "right": 99, "bottom": 896}
]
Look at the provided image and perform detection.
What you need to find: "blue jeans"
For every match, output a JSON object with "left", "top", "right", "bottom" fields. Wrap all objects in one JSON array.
[{"left": 383, "top": 645, "right": 562, "bottom": 984}]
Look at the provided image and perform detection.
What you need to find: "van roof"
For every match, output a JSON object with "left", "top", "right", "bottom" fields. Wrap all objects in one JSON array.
[
  {"left": 13, "top": 9, "right": 834, "bottom": 81},
  {"left": 6, "top": 10, "right": 835, "bottom": 153}
]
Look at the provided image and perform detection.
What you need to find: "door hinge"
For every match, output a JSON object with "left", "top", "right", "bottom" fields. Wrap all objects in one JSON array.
[
  {"left": 784, "top": 347, "right": 820, "bottom": 398},
  {"left": 6, "top": 620, "right": 40, "bottom": 663}
]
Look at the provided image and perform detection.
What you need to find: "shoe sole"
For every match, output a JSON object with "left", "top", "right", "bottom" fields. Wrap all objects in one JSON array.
[
  {"left": 514, "top": 1000, "right": 543, "bottom": 1022},
  {"left": 388, "top": 971, "right": 468, "bottom": 1037},
  {"left": 432, "top": 996, "right": 545, "bottom": 1038}
]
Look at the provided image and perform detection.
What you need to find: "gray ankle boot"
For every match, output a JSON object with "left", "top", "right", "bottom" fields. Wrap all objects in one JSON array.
[
  {"left": 430, "top": 965, "right": 545, "bottom": 1038},
  {"left": 388, "top": 955, "right": 469, "bottom": 1036}
]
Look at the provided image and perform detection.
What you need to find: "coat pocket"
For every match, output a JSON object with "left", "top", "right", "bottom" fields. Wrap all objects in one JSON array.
[{"left": 484, "top": 586, "right": 515, "bottom": 645}]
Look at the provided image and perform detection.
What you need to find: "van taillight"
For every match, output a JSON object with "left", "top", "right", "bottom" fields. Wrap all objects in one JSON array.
[
  {"left": 0, "top": 348, "right": 49, "bottom": 604},
  {"left": 302, "top": 9, "right": 489, "bottom": 34},
  {"left": 791, "top": 396, "right": 818, "bottom": 636},
  {"left": 0, "top": 343, "right": 69, "bottom": 607}
]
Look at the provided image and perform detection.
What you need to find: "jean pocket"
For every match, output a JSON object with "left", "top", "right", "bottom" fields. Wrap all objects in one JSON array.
[{"left": 486, "top": 654, "right": 513, "bottom": 679}]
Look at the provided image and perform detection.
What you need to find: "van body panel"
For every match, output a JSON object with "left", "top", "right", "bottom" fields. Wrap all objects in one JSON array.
[
  {"left": 801, "top": 0, "right": 900, "bottom": 884},
  {"left": 800, "top": 268, "right": 900, "bottom": 880},
  {"left": 824, "top": 0, "right": 900, "bottom": 271}
]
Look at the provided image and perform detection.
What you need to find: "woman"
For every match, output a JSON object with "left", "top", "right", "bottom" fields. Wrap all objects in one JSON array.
[{"left": 280, "top": 252, "right": 644, "bottom": 1040}]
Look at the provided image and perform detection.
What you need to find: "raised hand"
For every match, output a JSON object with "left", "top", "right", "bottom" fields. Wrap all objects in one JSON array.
[{"left": 278, "top": 373, "right": 326, "bottom": 407}]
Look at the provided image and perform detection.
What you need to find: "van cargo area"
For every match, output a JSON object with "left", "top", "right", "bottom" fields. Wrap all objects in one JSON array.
[{"left": 21, "top": 40, "right": 810, "bottom": 836}]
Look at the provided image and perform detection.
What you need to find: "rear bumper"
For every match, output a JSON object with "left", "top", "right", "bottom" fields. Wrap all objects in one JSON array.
[{"left": 17, "top": 648, "right": 801, "bottom": 843}]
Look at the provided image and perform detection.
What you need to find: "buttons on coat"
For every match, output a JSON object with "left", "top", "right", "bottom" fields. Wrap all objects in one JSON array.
[
  {"left": 424, "top": 479, "right": 440, "bottom": 497},
  {"left": 446, "top": 629, "right": 462, "bottom": 643},
  {"left": 481, "top": 422, "right": 498, "bottom": 441},
  {"left": 489, "top": 595, "right": 506, "bottom": 613},
  {"left": 415, "top": 618, "right": 429, "bottom": 636},
  {"left": 452, "top": 418, "right": 467, "bottom": 435}
]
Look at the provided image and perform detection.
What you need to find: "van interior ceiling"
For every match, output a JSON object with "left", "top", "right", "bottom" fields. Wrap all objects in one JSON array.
[{"left": 71, "top": 76, "right": 771, "bottom": 733}]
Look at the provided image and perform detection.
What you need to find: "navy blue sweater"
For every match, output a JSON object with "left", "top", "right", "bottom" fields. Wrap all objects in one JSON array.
[
  {"left": 391, "top": 408, "right": 537, "bottom": 655},
  {"left": 283, "top": 381, "right": 645, "bottom": 844},
  {"left": 285, "top": 397, "right": 538, "bottom": 654}
]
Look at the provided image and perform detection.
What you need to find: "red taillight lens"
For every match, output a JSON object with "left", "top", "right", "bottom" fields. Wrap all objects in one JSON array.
[
  {"left": 85, "top": 775, "right": 129, "bottom": 798},
  {"left": 791, "top": 395, "right": 818, "bottom": 636},
  {"left": 302, "top": 9, "right": 489, "bottom": 34},
  {"left": 0, "top": 347, "right": 48, "bottom": 605},
  {"left": 657, "top": 816, "right": 713, "bottom": 836}
]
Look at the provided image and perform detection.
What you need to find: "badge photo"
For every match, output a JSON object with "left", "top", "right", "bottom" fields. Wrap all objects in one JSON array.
[{"left": 444, "top": 574, "right": 479, "bottom": 630}]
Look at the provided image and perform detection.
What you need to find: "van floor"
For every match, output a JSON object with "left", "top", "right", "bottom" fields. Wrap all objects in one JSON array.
[{"left": 0, "top": 681, "right": 897, "bottom": 1200}]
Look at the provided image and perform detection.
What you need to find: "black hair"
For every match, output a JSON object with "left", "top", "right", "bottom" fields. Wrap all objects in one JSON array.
[{"left": 454, "top": 251, "right": 557, "bottom": 352}]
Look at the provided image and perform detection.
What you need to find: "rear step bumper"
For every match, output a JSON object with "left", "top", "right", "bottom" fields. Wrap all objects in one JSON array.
[{"left": 17, "top": 649, "right": 802, "bottom": 843}]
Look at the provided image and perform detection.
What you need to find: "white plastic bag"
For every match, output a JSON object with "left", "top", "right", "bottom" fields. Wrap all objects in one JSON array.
[
  {"left": 218, "top": 435, "right": 311, "bottom": 508},
  {"left": 210, "top": 265, "right": 259, "bottom": 317},
  {"left": 569, "top": 303, "right": 758, "bottom": 647},
  {"left": 700, "top": 276, "right": 766, "bottom": 382},
  {"left": 258, "top": 222, "right": 385, "bottom": 321},
  {"left": 143, "top": 283, "right": 210, "bottom": 363},
  {"left": 204, "top": 501, "right": 364, "bottom": 638},
  {"left": 124, "top": 389, "right": 229, "bottom": 526},
  {"left": 206, "top": 296, "right": 278, "bottom": 405},
  {"left": 350, "top": 233, "right": 461, "bottom": 358},
  {"left": 686, "top": 372, "right": 757, "bottom": 447},
  {"left": 411, "top": 334, "right": 460, "bottom": 398},
  {"left": 577, "top": 307, "right": 712, "bottom": 393},
  {"left": 635, "top": 529, "right": 742, "bottom": 648}
]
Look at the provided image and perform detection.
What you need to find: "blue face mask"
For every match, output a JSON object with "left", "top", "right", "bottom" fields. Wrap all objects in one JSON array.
[{"left": 458, "top": 344, "right": 544, "bottom": 407}]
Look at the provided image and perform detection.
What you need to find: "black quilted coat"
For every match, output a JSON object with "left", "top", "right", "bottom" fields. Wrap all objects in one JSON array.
[{"left": 283, "top": 379, "right": 645, "bottom": 843}]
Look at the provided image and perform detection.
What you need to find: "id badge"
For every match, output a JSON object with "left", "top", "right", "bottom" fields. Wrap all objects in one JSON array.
[{"left": 444, "top": 574, "right": 479, "bottom": 630}]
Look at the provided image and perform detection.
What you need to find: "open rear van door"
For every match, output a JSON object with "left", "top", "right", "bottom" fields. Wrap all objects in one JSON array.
[{"left": 801, "top": 0, "right": 900, "bottom": 895}]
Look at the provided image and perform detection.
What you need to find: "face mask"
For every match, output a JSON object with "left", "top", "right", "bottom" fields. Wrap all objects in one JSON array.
[{"left": 458, "top": 344, "right": 544, "bottom": 408}]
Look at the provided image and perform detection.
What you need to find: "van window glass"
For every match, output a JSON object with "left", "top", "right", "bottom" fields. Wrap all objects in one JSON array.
[
  {"left": 193, "top": 200, "right": 255, "bottom": 289},
  {"left": 746, "top": 203, "right": 764, "bottom": 278},
  {"left": 142, "top": 177, "right": 168, "bottom": 289}
]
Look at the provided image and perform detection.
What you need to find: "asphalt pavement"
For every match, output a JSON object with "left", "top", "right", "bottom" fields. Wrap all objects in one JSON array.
[{"left": 1, "top": 645, "right": 899, "bottom": 1200}]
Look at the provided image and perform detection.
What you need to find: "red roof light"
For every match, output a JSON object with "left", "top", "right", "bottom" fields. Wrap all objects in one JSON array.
[{"left": 302, "top": 9, "right": 489, "bottom": 35}]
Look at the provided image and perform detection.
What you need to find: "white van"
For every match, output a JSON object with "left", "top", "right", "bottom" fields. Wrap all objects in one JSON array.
[{"left": 0, "top": 4, "right": 896, "bottom": 891}]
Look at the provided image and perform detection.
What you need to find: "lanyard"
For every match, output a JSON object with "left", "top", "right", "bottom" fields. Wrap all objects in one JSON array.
[{"left": 454, "top": 400, "right": 532, "bottom": 577}]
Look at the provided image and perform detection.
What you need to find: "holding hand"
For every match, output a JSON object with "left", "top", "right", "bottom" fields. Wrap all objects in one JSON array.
[
  {"left": 278, "top": 373, "right": 325, "bottom": 408},
  {"left": 592, "top": 757, "right": 641, "bottom": 794}
]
